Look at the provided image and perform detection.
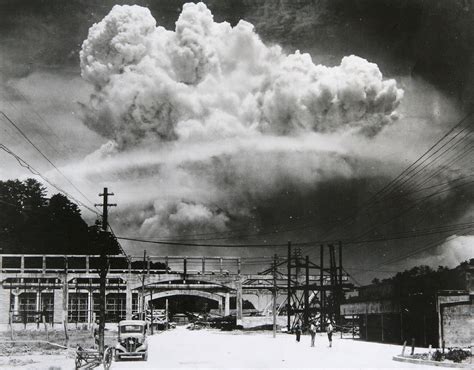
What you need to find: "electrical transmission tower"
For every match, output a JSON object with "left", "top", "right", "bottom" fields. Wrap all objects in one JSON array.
[{"left": 258, "top": 241, "right": 352, "bottom": 333}]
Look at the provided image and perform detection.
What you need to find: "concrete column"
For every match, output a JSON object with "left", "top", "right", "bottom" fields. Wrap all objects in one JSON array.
[
  {"left": 236, "top": 280, "right": 243, "bottom": 325},
  {"left": 36, "top": 291, "right": 41, "bottom": 314},
  {"left": 225, "top": 292, "right": 230, "bottom": 316},
  {"left": 144, "top": 294, "right": 151, "bottom": 308},
  {"left": 0, "top": 288, "right": 11, "bottom": 325},
  {"left": 13, "top": 293, "right": 19, "bottom": 315},
  {"left": 381, "top": 313, "right": 384, "bottom": 342},
  {"left": 218, "top": 297, "right": 223, "bottom": 315},
  {"left": 62, "top": 275, "right": 68, "bottom": 327},
  {"left": 125, "top": 281, "right": 133, "bottom": 319},
  {"left": 137, "top": 293, "right": 142, "bottom": 314},
  {"left": 91, "top": 291, "right": 95, "bottom": 324},
  {"left": 85, "top": 256, "right": 89, "bottom": 274},
  {"left": 87, "top": 291, "right": 92, "bottom": 325},
  {"left": 53, "top": 287, "right": 63, "bottom": 325}
]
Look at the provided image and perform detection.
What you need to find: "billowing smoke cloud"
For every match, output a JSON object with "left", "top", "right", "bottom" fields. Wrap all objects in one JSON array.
[
  {"left": 80, "top": 3, "right": 403, "bottom": 148},
  {"left": 77, "top": 3, "right": 405, "bottom": 239},
  {"left": 408, "top": 235, "right": 473, "bottom": 270}
]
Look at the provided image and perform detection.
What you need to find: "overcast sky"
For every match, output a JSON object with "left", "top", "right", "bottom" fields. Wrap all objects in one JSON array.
[{"left": 0, "top": 0, "right": 472, "bottom": 283}]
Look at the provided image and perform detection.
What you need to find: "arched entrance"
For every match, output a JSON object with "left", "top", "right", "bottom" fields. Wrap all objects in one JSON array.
[{"left": 145, "top": 290, "right": 226, "bottom": 324}]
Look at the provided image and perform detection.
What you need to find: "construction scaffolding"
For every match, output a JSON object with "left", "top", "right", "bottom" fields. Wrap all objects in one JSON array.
[{"left": 256, "top": 241, "right": 352, "bottom": 332}]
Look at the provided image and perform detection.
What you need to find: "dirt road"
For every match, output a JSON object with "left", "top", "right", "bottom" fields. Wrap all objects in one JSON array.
[{"left": 110, "top": 326, "right": 441, "bottom": 369}]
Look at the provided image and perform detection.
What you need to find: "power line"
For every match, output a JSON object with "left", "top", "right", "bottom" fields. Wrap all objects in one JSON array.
[
  {"left": 368, "top": 111, "right": 472, "bottom": 202},
  {"left": 4, "top": 101, "right": 62, "bottom": 157},
  {"left": 0, "top": 198, "right": 19, "bottom": 208},
  {"left": 107, "top": 223, "right": 129, "bottom": 260},
  {"left": 372, "top": 129, "right": 472, "bottom": 205},
  {"left": 297, "top": 115, "right": 473, "bottom": 256},
  {"left": 351, "top": 228, "right": 473, "bottom": 278},
  {"left": 148, "top": 175, "right": 474, "bottom": 243},
  {"left": 0, "top": 111, "right": 97, "bottom": 210},
  {"left": 116, "top": 236, "right": 286, "bottom": 248},
  {"left": 116, "top": 221, "right": 474, "bottom": 248},
  {"left": 351, "top": 179, "right": 474, "bottom": 242},
  {"left": 302, "top": 112, "right": 473, "bottom": 248},
  {"left": 101, "top": 113, "right": 474, "bottom": 247},
  {"left": 0, "top": 142, "right": 100, "bottom": 217}
]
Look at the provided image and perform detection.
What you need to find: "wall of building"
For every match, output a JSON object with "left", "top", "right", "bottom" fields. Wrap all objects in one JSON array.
[
  {"left": 440, "top": 299, "right": 472, "bottom": 348},
  {"left": 358, "top": 313, "right": 402, "bottom": 344},
  {"left": 241, "top": 315, "right": 287, "bottom": 329}
]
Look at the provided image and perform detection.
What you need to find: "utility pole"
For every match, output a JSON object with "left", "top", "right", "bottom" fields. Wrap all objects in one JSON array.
[
  {"left": 304, "top": 255, "right": 309, "bottom": 328},
  {"left": 95, "top": 188, "right": 116, "bottom": 355},
  {"left": 272, "top": 254, "right": 277, "bottom": 338},
  {"left": 141, "top": 250, "right": 147, "bottom": 321},
  {"left": 150, "top": 288, "right": 154, "bottom": 335},
  {"left": 320, "top": 244, "right": 325, "bottom": 332},
  {"left": 338, "top": 241, "right": 343, "bottom": 326},
  {"left": 287, "top": 241, "right": 291, "bottom": 332}
]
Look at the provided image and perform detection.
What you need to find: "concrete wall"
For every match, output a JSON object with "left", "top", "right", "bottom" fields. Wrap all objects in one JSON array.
[
  {"left": 441, "top": 300, "right": 472, "bottom": 348},
  {"left": 53, "top": 288, "right": 63, "bottom": 324},
  {"left": 0, "top": 288, "right": 10, "bottom": 326},
  {"left": 241, "top": 316, "right": 287, "bottom": 329},
  {"left": 340, "top": 300, "right": 399, "bottom": 315},
  {"left": 243, "top": 293, "right": 273, "bottom": 312},
  {"left": 358, "top": 313, "right": 402, "bottom": 344}
]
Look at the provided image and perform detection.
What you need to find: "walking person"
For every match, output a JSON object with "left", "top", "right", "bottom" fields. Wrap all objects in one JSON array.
[
  {"left": 327, "top": 322, "right": 334, "bottom": 348},
  {"left": 295, "top": 323, "right": 302, "bottom": 342},
  {"left": 309, "top": 321, "right": 317, "bottom": 347}
]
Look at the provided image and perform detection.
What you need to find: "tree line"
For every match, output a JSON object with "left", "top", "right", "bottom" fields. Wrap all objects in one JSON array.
[{"left": 0, "top": 178, "right": 121, "bottom": 254}]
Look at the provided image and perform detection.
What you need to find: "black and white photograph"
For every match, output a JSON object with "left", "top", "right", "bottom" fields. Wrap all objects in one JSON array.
[{"left": 0, "top": 0, "right": 472, "bottom": 368}]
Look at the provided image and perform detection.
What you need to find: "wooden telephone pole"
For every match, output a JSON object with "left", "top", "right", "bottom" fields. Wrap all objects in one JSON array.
[
  {"left": 272, "top": 254, "right": 277, "bottom": 338},
  {"left": 95, "top": 188, "right": 116, "bottom": 354}
]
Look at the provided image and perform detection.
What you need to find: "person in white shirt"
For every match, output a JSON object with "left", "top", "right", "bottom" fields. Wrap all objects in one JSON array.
[
  {"left": 309, "top": 321, "right": 317, "bottom": 347},
  {"left": 326, "top": 322, "right": 333, "bottom": 348}
]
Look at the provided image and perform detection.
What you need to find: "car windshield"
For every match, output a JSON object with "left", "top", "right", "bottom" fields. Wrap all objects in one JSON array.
[{"left": 120, "top": 325, "right": 144, "bottom": 333}]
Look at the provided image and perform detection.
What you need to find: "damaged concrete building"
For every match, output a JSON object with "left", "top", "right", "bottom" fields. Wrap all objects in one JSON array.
[{"left": 340, "top": 260, "right": 473, "bottom": 349}]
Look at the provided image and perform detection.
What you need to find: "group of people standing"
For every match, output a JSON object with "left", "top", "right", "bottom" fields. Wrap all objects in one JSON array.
[{"left": 294, "top": 321, "right": 333, "bottom": 348}]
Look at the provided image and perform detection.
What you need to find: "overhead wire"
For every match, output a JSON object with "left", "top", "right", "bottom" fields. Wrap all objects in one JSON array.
[
  {"left": 116, "top": 220, "right": 474, "bottom": 248},
  {"left": 296, "top": 114, "right": 473, "bottom": 256},
  {"left": 0, "top": 111, "right": 97, "bottom": 210},
  {"left": 0, "top": 142, "right": 100, "bottom": 217},
  {"left": 108, "top": 112, "right": 473, "bottom": 246},
  {"left": 304, "top": 113, "right": 473, "bottom": 246},
  {"left": 110, "top": 114, "right": 473, "bottom": 243}
]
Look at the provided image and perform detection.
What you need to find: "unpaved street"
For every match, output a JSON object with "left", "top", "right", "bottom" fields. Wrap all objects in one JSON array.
[{"left": 111, "top": 327, "right": 441, "bottom": 369}]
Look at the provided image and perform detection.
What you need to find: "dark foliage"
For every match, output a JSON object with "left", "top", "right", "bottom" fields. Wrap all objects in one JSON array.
[
  {"left": 432, "top": 349, "right": 471, "bottom": 363},
  {"left": 0, "top": 178, "right": 121, "bottom": 255},
  {"left": 371, "top": 262, "right": 472, "bottom": 295},
  {"left": 432, "top": 350, "right": 443, "bottom": 362},
  {"left": 445, "top": 349, "right": 471, "bottom": 363}
]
